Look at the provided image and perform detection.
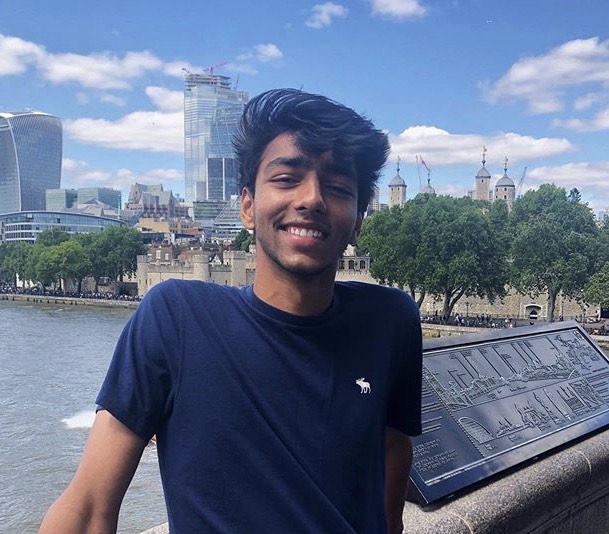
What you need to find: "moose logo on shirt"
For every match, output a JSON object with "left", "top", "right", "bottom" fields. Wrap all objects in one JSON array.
[{"left": 355, "top": 377, "right": 371, "bottom": 394}]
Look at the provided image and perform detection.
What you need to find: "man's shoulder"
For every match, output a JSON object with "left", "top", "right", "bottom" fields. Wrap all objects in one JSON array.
[
  {"left": 335, "top": 281, "right": 413, "bottom": 303},
  {"left": 335, "top": 282, "right": 419, "bottom": 316},
  {"left": 144, "top": 280, "right": 243, "bottom": 308}
]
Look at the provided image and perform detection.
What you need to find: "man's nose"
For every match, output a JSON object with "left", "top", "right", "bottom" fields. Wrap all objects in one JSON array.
[{"left": 297, "top": 174, "right": 326, "bottom": 213}]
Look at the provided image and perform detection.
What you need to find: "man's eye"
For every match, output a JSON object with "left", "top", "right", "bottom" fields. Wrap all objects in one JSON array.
[
  {"left": 327, "top": 184, "right": 354, "bottom": 197},
  {"left": 272, "top": 175, "right": 297, "bottom": 185}
]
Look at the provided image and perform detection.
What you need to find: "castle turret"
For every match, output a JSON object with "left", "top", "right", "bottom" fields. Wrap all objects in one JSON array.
[
  {"left": 494, "top": 156, "right": 516, "bottom": 210},
  {"left": 389, "top": 157, "right": 407, "bottom": 208},
  {"left": 474, "top": 146, "right": 492, "bottom": 202}
]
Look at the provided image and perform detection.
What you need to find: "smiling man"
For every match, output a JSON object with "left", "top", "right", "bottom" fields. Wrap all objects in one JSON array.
[{"left": 40, "top": 89, "right": 422, "bottom": 534}]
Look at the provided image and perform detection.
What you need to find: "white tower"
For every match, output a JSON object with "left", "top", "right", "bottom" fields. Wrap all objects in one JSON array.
[{"left": 388, "top": 157, "right": 407, "bottom": 208}]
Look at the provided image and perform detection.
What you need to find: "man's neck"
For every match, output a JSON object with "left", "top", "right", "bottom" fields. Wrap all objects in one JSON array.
[{"left": 252, "top": 269, "right": 336, "bottom": 316}]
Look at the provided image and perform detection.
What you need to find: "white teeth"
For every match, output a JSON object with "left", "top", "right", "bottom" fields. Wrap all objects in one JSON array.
[{"left": 287, "top": 227, "right": 323, "bottom": 238}]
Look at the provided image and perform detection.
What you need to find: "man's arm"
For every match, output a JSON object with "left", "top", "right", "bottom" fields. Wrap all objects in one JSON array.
[
  {"left": 39, "top": 410, "right": 147, "bottom": 534},
  {"left": 385, "top": 426, "right": 413, "bottom": 534}
]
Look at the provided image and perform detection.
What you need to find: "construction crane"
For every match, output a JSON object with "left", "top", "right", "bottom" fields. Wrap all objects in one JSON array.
[
  {"left": 203, "top": 62, "right": 228, "bottom": 75},
  {"left": 420, "top": 156, "right": 431, "bottom": 180},
  {"left": 415, "top": 155, "right": 422, "bottom": 191},
  {"left": 517, "top": 166, "right": 527, "bottom": 198}
]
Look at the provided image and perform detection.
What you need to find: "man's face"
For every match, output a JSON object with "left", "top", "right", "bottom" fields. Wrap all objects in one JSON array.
[{"left": 240, "top": 133, "right": 362, "bottom": 280}]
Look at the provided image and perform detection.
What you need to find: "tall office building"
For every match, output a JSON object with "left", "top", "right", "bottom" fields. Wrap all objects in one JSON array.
[
  {"left": 77, "top": 187, "right": 122, "bottom": 210},
  {"left": 0, "top": 111, "right": 62, "bottom": 213},
  {"left": 45, "top": 187, "right": 122, "bottom": 212},
  {"left": 184, "top": 72, "right": 248, "bottom": 204}
]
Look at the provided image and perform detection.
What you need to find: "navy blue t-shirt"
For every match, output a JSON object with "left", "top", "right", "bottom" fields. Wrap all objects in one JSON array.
[{"left": 97, "top": 279, "right": 422, "bottom": 533}]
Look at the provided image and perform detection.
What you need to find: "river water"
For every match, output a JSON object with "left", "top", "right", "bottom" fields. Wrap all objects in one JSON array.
[{"left": 0, "top": 300, "right": 167, "bottom": 533}]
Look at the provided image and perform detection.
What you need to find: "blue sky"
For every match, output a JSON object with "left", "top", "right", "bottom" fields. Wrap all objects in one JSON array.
[{"left": 2, "top": 0, "right": 609, "bottom": 213}]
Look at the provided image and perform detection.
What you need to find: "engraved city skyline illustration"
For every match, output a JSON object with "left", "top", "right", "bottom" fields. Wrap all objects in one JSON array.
[{"left": 416, "top": 329, "right": 609, "bottom": 484}]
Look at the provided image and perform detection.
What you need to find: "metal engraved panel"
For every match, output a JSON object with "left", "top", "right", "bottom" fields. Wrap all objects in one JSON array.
[{"left": 408, "top": 321, "right": 609, "bottom": 505}]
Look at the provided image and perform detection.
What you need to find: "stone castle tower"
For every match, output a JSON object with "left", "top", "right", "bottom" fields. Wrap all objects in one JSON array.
[{"left": 388, "top": 157, "right": 407, "bottom": 208}]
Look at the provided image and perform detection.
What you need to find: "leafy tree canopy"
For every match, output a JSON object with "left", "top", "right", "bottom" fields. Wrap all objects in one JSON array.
[
  {"left": 359, "top": 194, "right": 510, "bottom": 316},
  {"left": 233, "top": 228, "right": 255, "bottom": 252},
  {"left": 584, "top": 262, "right": 609, "bottom": 309},
  {"left": 36, "top": 228, "right": 70, "bottom": 246},
  {"left": 509, "top": 184, "right": 598, "bottom": 321}
]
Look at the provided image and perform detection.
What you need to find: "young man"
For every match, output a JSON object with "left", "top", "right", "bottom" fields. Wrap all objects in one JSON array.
[{"left": 40, "top": 89, "right": 422, "bottom": 533}]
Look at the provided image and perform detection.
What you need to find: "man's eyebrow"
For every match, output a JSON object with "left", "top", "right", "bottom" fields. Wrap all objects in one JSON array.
[
  {"left": 265, "top": 155, "right": 356, "bottom": 180},
  {"left": 265, "top": 155, "right": 312, "bottom": 170},
  {"left": 323, "top": 161, "right": 355, "bottom": 178}
]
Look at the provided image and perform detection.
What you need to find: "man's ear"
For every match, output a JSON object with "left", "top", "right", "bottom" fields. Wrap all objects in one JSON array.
[
  {"left": 350, "top": 213, "right": 363, "bottom": 245},
  {"left": 240, "top": 187, "right": 255, "bottom": 230}
]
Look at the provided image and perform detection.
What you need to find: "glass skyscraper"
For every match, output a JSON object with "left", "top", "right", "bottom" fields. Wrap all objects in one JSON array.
[
  {"left": 0, "top": 111, "right": 62, "bottom": 214},
  {"left": 184, "top": 73, "right": 248, "bottom": 204}
]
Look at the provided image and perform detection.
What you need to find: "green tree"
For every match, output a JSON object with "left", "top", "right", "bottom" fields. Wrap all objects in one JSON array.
[
  {"left": 360, "top": 194, "right": 509, "bottom": 316},
  {"left": 93, "top": 226, "right": 147, "bottom": 282},
  {"left": 36, "top": 228, "right": 70, "bottom": 246},
  {"left": 233, "top": 228, "right": 255, "bottom": 252},
  {"left": 510, "top": 184, "right": 598, "bottom": 322},
  {"left": 0, "top": 243, "right": 17, "bottom": 285},
  {"left": 74, "top": 232, "right": 107, "bottom": 291},
  {"left": 359, "top": 205, "right": 427, "bottom": 306},
  {"left": 568, "top": 187, "right": 582, "bottom": 203},
  {"left": 57, "top": 240, "right": 91, "bottom": 292},
  {"left": 418, "top": 195, "right": 509, "bottom": 318},
  {"left": 1, "top": 242, "right": 33, "bottom": 286},
  {"left": 584, "top": 262, "right": 609, "bottom": 310},
  {"left": 31, "top": 244, "right": 63, "bottom": 289}
]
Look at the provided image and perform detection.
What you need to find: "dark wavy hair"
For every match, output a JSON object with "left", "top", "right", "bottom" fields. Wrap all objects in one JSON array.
[{"left": 233, "top": 88, "right": 389, "bottom": 213}]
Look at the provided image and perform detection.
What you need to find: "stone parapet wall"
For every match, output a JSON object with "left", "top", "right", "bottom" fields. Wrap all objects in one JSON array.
[{"left": 0, "top": 293, "right": 138, "bottom": 309}]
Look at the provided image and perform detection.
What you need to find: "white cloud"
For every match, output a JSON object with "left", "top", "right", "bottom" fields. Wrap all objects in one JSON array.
[
  {"left": 574, "top": 92, "right": 603, "bottom": 111},
  {"left": 369, "top": 0, "right": 426, "bottom": 19},
  {"left": 39, "top": 50, "right": 163, "bottom": 90},
  {"left": 230, "top": 43, "right": 283, "bottom": 75},
  {"left": 0, "top": 33, "right": 194, "bottom": 91},
  {"left": 483, "top": 37, "right": 609, "bottom": 115},
  {"left": 527, "top": 161, "right": 609, "bottom": 210},
  {"left": 388, "top": 125, "right": 572, "bottom": 165},
  {"left": 61, "top": 159, "right": 183, "bottom": 193},
  {"left": 254, "top": 43, "right": 284, "bottom": 63},
  {"left": 99, "top": 93, "right": 127, "bottom": 106},
  {"left": 162, "top": 60, "right": 202, "bottom": 78},
  {"left": 306, "top": 3, "right": 349, "bottom": 29},
  {"left": 64, "top": 110, "right": 183, "bottom": 153},
  {"left": 225, "top": 62, "right": 259, "bottom": 75},
  {"left": 237, "top": 43, "right": 283, "bottom": 64},
  {"left": 0, "top": 33, "right": 44, "bottom": 75},
  {"left": 552, "top": 107, "right": 609, "bottom": 132},
  {"left": 62, "top": 158, "right": 88, "bottom": 172},
  {"left": 145, "top": 86, "right": 183, "bottom": 113}
]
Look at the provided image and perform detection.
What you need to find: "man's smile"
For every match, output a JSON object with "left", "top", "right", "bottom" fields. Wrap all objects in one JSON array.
[{"left": 283, "top": 226, "right": 326, "bottom": 239}]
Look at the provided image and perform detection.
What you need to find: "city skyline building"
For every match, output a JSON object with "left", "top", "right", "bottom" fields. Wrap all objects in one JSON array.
[
  {"left": 183, "top": 72, "right": 248, "bottom": 204},
  {"left": 0, "top": 210, "right": 123, "bottom": 244},
  {"left": 46, "top": 188, "right": 78, "bottom": 211},
  {"left": 46, "top": 187, "right": 122, "bottom": 212},
  {"left": 77, "top": 187, "right": 122, "bottom": 210},
  {"left": 0, "top": 111, "right": 62, "bottom": 214}
]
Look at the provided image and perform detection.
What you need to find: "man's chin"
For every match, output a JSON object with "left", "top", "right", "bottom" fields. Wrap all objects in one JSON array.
[{"left": 277, "top": 259, "right": 336, "bottom": 279}]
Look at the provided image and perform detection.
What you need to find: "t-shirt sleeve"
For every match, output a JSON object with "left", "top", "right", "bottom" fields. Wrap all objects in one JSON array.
[
  {"left": 386, "top": 293, "right": 423, "bottom": 437},
  {"left": 96, "top": 281, "right": 181, "bottom": 441}
]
